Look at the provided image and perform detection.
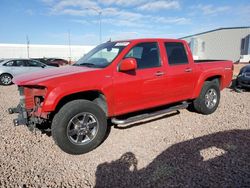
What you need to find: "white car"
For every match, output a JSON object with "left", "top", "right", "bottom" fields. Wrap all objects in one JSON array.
[{"left": 0, "top": 59, "right": 54, "bottom": 85}]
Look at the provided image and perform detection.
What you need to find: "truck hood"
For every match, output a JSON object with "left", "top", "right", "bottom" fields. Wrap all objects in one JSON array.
[{"left": 13, "top": 66, "right": 100, "bottom": 86}]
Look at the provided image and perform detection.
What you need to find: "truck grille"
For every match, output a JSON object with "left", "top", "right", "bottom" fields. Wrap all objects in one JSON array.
[{"left": 18, "top": 86, "right": 35, "bottom": 110}]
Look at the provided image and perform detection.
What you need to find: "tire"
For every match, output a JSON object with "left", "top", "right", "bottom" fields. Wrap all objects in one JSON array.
[
  {"left": 51, "top": 99, "right": 107, "bottom": 155},
  {"left": 193, "top": 81, "right": 220, "bottom": 115},
  {"left": 0, "top": 73, "right": 13, "bottom": 85}
]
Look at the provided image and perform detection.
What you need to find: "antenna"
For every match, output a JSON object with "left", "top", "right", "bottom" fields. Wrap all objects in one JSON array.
[
  {"left": 26, "top": 35, "right": 30, "bottom": 58},
  {"left": 68, "top": 30, "right": 72, "bottom": 63}
]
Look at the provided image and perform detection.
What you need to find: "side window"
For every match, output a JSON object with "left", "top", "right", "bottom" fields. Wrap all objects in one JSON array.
[
  {"left": 125, "top": 42, "right": 160, "bottom": 69},
  {"left": 27, "top": 60, "right": 43, "bottom": 67},
  {"left": 3, "top": 61, "right": 14, "bottom": 66},
  {"left": 14, "top": 60, "right": 26, "bottom": 67},
  {"left": 165, "top": 42, "right": 188, "bottom": 65}
]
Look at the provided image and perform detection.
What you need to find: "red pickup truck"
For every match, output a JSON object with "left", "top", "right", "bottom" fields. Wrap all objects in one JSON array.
[{"left": 9, "top": 38, "right": 233, "bottom": 154}]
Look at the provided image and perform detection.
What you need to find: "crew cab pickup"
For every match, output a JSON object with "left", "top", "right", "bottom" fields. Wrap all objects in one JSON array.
[{"left": 9, "top": 39, "right": 233, "bottom": 154}]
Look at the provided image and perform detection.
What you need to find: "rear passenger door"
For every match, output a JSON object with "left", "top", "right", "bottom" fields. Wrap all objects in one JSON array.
[
  {"left": 26, "top": 60, "right": 45, "bottom": 72},
  {"left": 164, "top": 42, "right": 196, "bottom": 101}
]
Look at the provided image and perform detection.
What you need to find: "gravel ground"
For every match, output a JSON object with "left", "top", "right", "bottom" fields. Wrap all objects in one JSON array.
[{"left": 0, "top": 82, "right": 250, "bottom": 187}]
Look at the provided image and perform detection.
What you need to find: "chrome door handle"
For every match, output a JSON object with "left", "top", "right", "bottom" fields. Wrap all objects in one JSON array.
[
  {"left": 155, "top": 71, "right": 165, "bottom": 76},
  {"left": 185, "top": 68, "right": 192, "bottom": 72}
]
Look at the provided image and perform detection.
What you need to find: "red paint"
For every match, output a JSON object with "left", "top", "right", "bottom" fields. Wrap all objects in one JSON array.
[
  {"left": 119, "top": 58, "right": 137, "bottom": 72},
  {"left": 13, "top": 38, "right": 233, "bottom": 117}
]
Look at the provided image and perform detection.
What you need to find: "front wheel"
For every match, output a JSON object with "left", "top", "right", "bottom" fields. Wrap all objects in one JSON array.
[
  {"left": 193, "top": 81, "right": 220, "bottom": 115},
  {"left": 51, "top": 100, "right": 107, "bottom": 155}
]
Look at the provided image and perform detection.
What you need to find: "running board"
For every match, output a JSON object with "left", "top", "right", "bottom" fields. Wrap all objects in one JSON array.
[{"left": 111, "top": 102, "right": 189, "bottom": 125}]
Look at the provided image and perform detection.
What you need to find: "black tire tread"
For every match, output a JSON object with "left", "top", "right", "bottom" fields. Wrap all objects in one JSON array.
[
  {"left": 51, "top": 99, "right": 107, "bottom": 155},
  {"left": 0, "top": 73, "right": 13, "bottom": 85},
  {"left": 193, "top": 81, "right": 220, "bottom": 115}
]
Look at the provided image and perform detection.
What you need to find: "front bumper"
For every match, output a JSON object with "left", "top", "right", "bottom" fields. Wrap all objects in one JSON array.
[{"left": 9, "top": 86, "right": 49, "bottom": 128}]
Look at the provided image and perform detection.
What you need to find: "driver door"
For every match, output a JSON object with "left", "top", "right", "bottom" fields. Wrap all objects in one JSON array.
[{"left": 113, "top": 42, "right": 167, "bottom": 115}]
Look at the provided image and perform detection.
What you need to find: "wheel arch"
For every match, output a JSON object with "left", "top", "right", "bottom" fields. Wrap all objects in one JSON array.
[
  {"left": 0, "top": 72, "right": 13, "bottom": 78},
  {"left": 53, "top": 90, "right": 108, "bottom": 116},
  {"left": 192, "top": 74, "right": 222, "bottom": 99},
  {"left": 204, "top": 75, "right": 221, "bottom": 88}
]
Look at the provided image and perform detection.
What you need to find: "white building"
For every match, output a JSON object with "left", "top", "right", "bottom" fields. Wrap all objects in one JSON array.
[
  {"left": 181, "top": 27, "right": 250, "bottom": 63},
  {"left": 0, "top": 43, "right": 94, "bottom": 61}
]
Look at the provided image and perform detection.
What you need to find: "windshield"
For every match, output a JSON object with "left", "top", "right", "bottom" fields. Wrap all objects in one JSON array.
[{"left": 74, "top": 42, "right": 129, "bottom": 68}]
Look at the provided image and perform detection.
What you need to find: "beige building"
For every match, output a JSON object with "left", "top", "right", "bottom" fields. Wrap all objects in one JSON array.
[{"left": 181, "top": 27, "right": 250, "bottom": 62}]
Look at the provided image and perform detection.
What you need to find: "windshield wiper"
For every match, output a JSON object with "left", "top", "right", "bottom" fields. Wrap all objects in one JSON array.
[{"left": 73, "top": 63, "right": 97, "bottom": 67}]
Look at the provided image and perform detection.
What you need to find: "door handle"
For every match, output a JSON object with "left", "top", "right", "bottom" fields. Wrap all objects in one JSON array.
[
  {"left": 185, "top": 68, "right": 192, "bottom": 72},
  {"left": 155, "top": 71, "right": 165, "bottom": 76}
]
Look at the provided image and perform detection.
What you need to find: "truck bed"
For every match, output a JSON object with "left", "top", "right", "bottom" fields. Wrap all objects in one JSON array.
[{"left": 195, "top": 59, "right": 227, "bottom": 63}]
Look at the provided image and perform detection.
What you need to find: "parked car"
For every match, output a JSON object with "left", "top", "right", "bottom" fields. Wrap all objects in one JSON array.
[
  {"left": 32, "top": 58, "right": 68, "bottom": 67},
  {"left": 0, "top": 59, "right": 54, "bottom": 85},
  {"left": 32, "top": 58, "right": 59, "bottom": 67},
  {"left": 235, "top": 65, "right": 250, "bottom": 89},
  {"left": 9, "top": 39, "right": 233, "bottom": 154},
  {"left": 48, "top": 58, "right": 69, "bottom": 66}
]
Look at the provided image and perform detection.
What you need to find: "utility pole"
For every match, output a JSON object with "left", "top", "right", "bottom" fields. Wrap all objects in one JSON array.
[
  {"left": 68, "top": 30, "right": 72, "bottom": 63},
  {"left": 26, "top": 35, "right": 30, "bottom": 58}
]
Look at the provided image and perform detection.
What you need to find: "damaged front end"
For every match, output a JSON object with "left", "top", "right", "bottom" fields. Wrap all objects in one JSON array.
[{"left": 8, "top": 86, "right": 49, "bottom": 130}]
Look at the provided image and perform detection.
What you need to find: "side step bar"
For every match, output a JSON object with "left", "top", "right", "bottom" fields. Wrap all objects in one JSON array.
[{"left": 111, "top": 102, "right": 189, "bottom": 125}]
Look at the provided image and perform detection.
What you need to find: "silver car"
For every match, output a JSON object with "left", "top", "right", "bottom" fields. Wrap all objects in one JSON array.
[{"left": 0, "top": 59, "right": 54, "bottom": 85}]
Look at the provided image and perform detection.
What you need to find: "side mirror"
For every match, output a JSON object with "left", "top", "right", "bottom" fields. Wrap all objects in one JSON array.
[{"left": 119, "top": 58, "right": 137, "bottom": 72}]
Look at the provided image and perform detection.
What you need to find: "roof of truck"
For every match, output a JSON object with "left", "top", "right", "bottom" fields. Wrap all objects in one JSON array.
[{"left": 113, "top": 38, "right": 184, "bottom": 43}]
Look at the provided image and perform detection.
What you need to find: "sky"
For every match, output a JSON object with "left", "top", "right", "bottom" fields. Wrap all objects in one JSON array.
[{"left": 0, "top": 0, "right": 249, "bottom": 45}]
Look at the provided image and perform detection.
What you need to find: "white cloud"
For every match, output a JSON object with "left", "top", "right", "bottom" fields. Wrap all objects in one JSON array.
[
  {"left": 138, "top": 0, "right": 180, "bottom": 11},
  {"left": 41, "top": 0, "right": 55, "bottom": 5},
  {"left": 71, "top": 19, "right": 90, "bottom": 25},
  {"left": 194, "top": 4, "right": 230, "bottom": 15},
  {"left": 53, "top": 0, "right": 99, "bottom": 10},
  {"left": 42, "top": 0, "right": 190, "bottom": 29},
  {"left": 99, "top": 0, "right": 145, "bottom": 7},
  {"left": 151, "top": 16, "right": 190, "bottom": 25},
  {"left": 26, "top": 9, "right": 34, "bottom": 16}
]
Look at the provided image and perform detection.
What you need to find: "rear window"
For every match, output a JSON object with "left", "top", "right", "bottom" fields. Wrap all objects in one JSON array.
[{"left": 165, "top": 42, "right": 188, "bottom": 65}]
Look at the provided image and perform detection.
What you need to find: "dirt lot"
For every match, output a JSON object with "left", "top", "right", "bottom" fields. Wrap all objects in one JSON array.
[{"left": 0, "top": 66, "right": 249, "bottom": 187}]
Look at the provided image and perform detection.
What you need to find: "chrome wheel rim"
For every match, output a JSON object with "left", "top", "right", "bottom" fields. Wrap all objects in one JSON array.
[
  {"left": 1, "top": 75, "right": 12, "bottom": 85},
  {"left": 67, "top": 112, "right": 98, "bottom": 145},
  {"left": 205, "top": 88, "right": 218, "bottom": 109}
]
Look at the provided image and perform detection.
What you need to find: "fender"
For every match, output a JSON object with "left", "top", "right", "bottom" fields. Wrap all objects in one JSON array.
[
  {"left": 192, "top": 68, "right": 224, "bottom": 99},
  {"left": 41, "top": 84, "right": 114, "bottom": 116}
]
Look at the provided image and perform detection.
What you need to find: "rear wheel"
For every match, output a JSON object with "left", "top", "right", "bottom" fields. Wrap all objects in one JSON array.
[
  {"left": 52, "top": 99, "right": 107, "bottom": 155},
  {"left": 193, "top": 81, "right": 220, "bottom": 115},
  {"left": 0, "top": 73, "right": 13, "bottom": 85}
]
